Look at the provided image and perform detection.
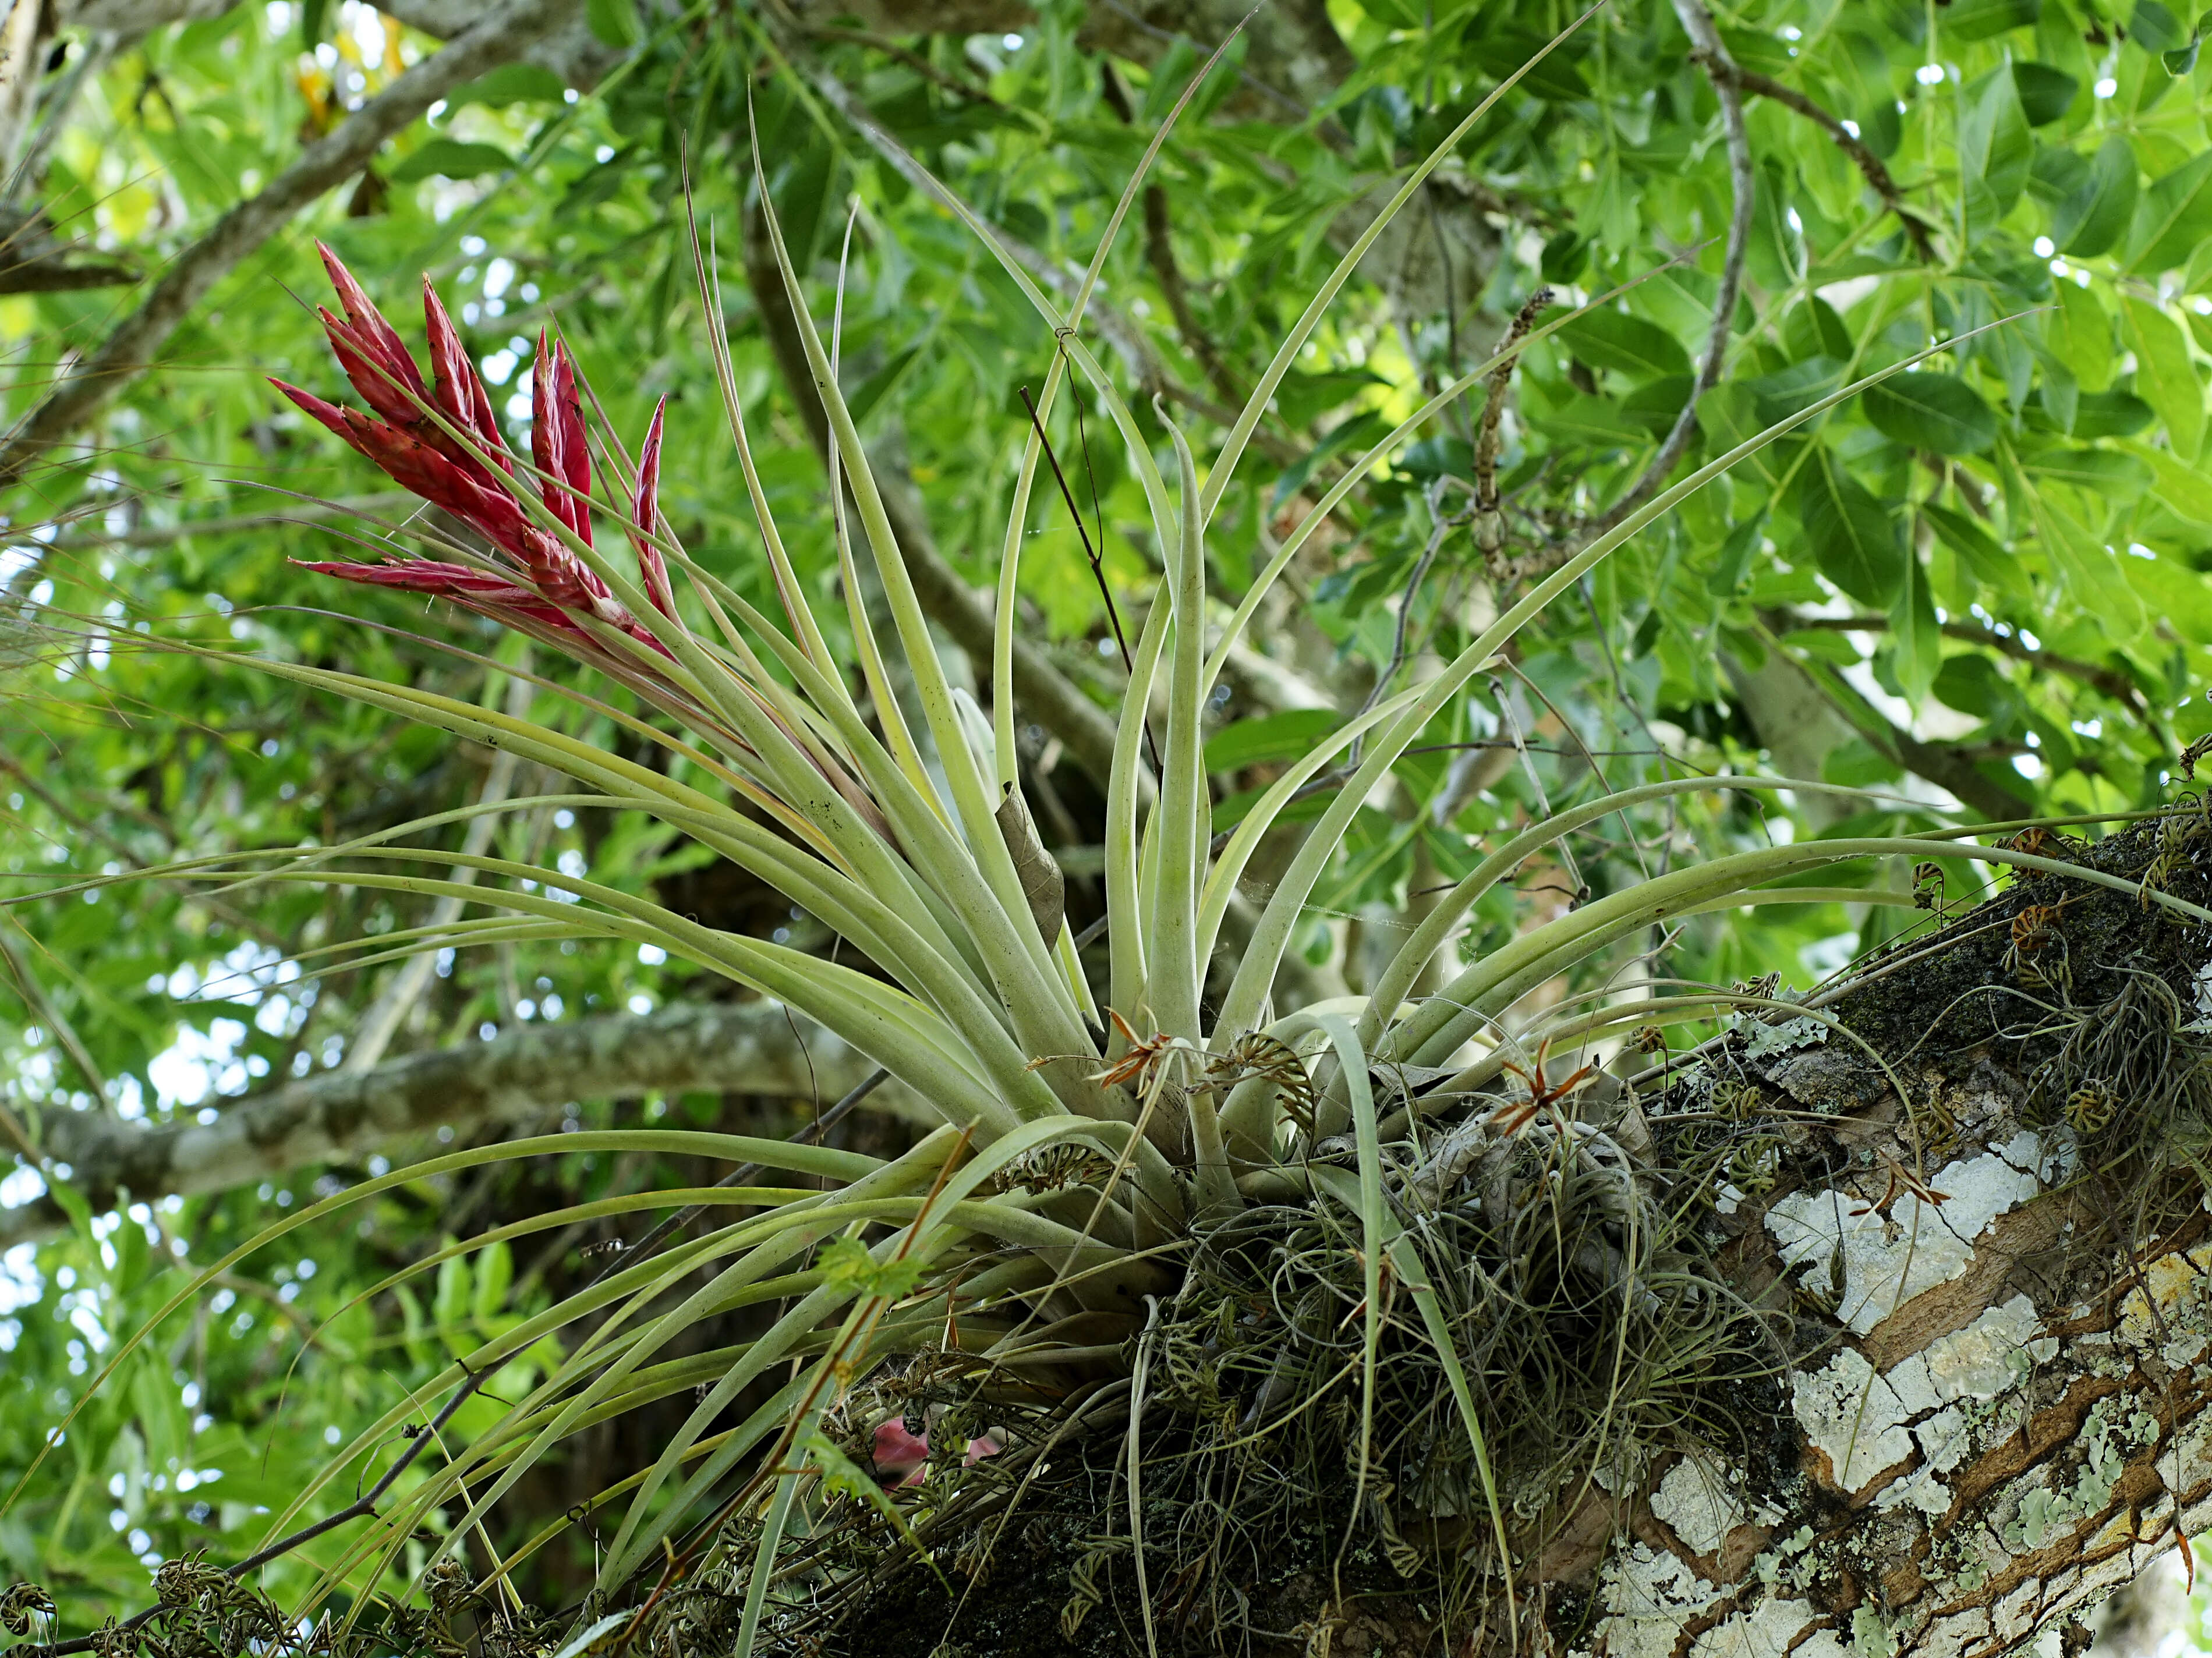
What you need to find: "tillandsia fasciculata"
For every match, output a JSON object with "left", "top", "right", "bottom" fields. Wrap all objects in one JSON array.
[{"left": 16, "top": 26, "right": 2208, "bottom": 1658}]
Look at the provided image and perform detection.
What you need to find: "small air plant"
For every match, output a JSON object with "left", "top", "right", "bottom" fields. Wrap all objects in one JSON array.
[{"left": 25, "top": 35, "right": 2183, "bottom": 1658}]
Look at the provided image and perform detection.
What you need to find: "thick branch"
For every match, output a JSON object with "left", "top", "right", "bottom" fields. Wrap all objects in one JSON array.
[
  {"left": 0, "top": 1000, "right": 922, "bottom": 1246},
  {"left": 0, "top": 0, "right": 565, "bottom": 489},
  {"left": 1757, "top": 622, "right": 2035, "bottom": 820}
]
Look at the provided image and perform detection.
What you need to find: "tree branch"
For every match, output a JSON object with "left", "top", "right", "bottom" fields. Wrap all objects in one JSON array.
[
  {"left": 1755, "top": 620, "right": 2034, "bottom": 820},
  {"left": 1583, "top": 0, "right": 1753, "bottom": 537},
  {"left": 0, "top": 1000, "right": 923, "bottom": 1247},
  {"left": 1784, "top": 612, "right": 2150, "bottom": 715},
  {"left": 1708, "top": 59, "right": 1936, "bottom": 260},
  {"left": 0, "top": 0, "right": 567, "bottom": 490}
]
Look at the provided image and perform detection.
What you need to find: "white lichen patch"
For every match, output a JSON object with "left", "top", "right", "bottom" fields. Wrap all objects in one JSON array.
[
  {"left": 2168, "top": 1410, "right": 2212, "bottom": 1494},
  {"left": 1914, "top": 1609, "right": 1992, "bottom": 1658},
  {"left": 1794, "top": 1299, "right": 2047, "bottom": 1504},
  {"left": 1687, "top": 1597, "right": 1818, "bottom": 1658},
  {"left": 1766, "top": 1136, "right": 2044, "bottom": 1334},
  {"left": 1652, "top": 1453, "right": 1749, "bottom": 1556},
  {"left": 1595, "top": 1542, "right": 1726, "bottom": 1658},
  {"left": 1744, "top": 1014, "right": 1827, "bottom": 1060},
  {"left": 1885, "top": 1295, "right": 2042, "bottom": 1413},
  {"left": 1794, "top": 1348, "right": 1916, "bottom": 1492}
]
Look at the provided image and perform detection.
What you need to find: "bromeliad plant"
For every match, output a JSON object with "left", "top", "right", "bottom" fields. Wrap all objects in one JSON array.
[{"left": 20, "top": 39, "right": 2207, "bottom": 1658}]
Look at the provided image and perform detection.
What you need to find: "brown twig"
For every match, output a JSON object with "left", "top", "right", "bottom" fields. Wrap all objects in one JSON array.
[
  {"left": 1783, "top": 612, "right": 2150, "bottom": 714},
  {"left": 1714, "top": 62, "right": 1936, "bottom": 260},
  {"left": 1582, "top": 0, "right": 1753, "bottom": 538}
]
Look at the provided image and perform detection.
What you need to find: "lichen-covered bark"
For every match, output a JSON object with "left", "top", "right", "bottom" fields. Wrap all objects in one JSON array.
[{"left": 1553, "top": 825, "right": 2212, "bottom": 1658}]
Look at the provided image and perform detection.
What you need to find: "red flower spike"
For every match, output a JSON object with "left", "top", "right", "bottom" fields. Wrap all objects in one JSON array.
[
  {"left": 319, "top": 309, "right": 427, "bottom": 431},
  {"left": 289, "top": 264, "right": 678, "bottom": 666},
  {"left": 294, "top": 558, "right": 586, "bottom": 639},
  {"left": 315, "top": 243, "right": 424, "bottom": 407},
  {"left": 630, "top": 396, "right": 673, "bottom": 616},
  {"left": 531, "top": 335, "right": 592, "bottom": 546},
  {"left": 421, "top": 278, "right": 511, "bottom": 479},
  {"left": 273, "top": 378, "right": 365, "bottom": 452},
  {"left": 513, "top": 526, "right": 617, "bottom": 615}
]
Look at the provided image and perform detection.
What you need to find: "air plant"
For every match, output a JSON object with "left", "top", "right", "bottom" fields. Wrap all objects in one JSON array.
[{"left": 15, "top": 31, "right": 2203, "bottom": 1658}]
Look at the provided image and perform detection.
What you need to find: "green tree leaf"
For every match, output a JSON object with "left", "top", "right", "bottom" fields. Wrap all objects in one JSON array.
[
  {"left": 2129, "top": 150, "right": 2212, "bottom": 274},
  {"left": 2017, "top": 444, "right": 2152, "bottom": 498},
  {"left": 2048, "top": 278, "right": 2112, "bottom": 389},
  {"left": 1706, "top": 508, "right": 1769, "bottom": 597},
  {"left": 1860, "top": 373, "right": 1998, "bottom": 454},
  {"left": 2012, "top": 62, "right": 2079, "bottom": 125},
  {"left": 2119, "top": 296, "right": 2207, "bottom": 460},
  {"left": 2020, "top": 480, "right": 2148, "bottom": 630},
  {"left": 2138, "top": 442, "right": 2212, "bottom": 522},
  {"left": 1890, "top": 555, "right": 1941, "bottom": 705},
  {"left": 1792, "top": 448, "right": 1904, "bottom": 605},
  {"left": 1205, "top": 710, "right": 1342, "bottom": 772},
  {"left": 1555, "top": 309, "right": 1690, "bottom": 380},
  {"left": 1923, "top": 502, "right": 2026, "bottom": 599},
  {"left": 446, "top": 64, "right": 569, "bottom": 109},
  {"left": 586, "top": 0, "right": 640, "bottom": 47},
  {"left": 2128, "top": 0, "right": 2190, "bottom": 52},
  {"left": 2055, "top": 137, "right": 2138, "bottom": 257},
  {"left": 433, "top": 1252, "right": 471, "bottom": 1331},
  {"left": 470, "top": 1239, "right": 513, "bottom": 1322},
  {"left": 1946, "top": 0, "right": 2043, "bottom": 39},
  {"left": 390, "top": 139, "right": 515, "bottom": 183},
  {"left": 1960, "top": 68, "right": 2032, "bottom": 228}
]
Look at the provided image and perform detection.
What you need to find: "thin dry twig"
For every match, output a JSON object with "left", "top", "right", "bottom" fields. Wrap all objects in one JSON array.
[{"left": 1714, "top": 62, "right": 1935, "bottom": 259}]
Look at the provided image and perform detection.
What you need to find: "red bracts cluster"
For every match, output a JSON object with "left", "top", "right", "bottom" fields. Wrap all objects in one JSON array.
[{"left": 278, "top": 244, "right": 674, "bottom": 653}]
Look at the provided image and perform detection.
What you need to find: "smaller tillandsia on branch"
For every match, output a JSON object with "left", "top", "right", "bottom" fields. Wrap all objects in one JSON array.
[{"left": 1471, "top": 286, "right": 1553, "bottom": 559}]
